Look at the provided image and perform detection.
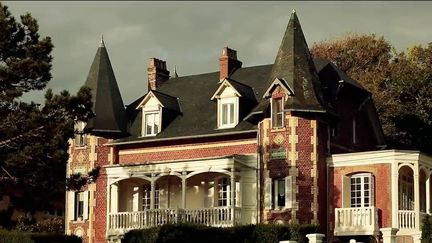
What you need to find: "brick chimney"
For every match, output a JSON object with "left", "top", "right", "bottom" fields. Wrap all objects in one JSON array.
[
  {"left": 148, "top": 57, "right": 170, "bottom": 90},
  {"left": 219, "top": 47, "right": 242, "bottom": 81}
]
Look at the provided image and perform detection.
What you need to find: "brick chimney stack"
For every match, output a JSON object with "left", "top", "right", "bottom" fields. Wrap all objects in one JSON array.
[
  {"left": 148, "top": 58, "right": 170, "bottom": 90},
  {"left": 219, "top": 47, "right": 242, "bottom": 81}
]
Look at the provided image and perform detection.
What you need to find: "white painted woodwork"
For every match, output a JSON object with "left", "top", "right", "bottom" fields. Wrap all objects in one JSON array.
[{"left": 334, "top": 206, "right": 379, "bottom": 236}]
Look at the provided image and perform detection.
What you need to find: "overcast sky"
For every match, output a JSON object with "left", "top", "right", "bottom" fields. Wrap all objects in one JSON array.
[{"left": 5, "top": 1, "right": 432, "bottom": 104}]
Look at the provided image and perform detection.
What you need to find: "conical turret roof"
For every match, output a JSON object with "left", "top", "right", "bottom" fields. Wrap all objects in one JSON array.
[
  {"left": 269, "top": 10, "right": 328, "bottom": 113},
  {"left": 84, "top": 39, "right": 127, "bottom": 137}
]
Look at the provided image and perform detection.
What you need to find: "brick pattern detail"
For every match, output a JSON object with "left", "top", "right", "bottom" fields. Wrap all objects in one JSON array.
[{"left": 119, "top": 140, "right": 256, "bottom": 164}]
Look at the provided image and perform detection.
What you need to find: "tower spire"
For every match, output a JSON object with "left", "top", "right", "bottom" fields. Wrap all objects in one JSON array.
[
  {"left": 100, "top": 34, "right": 105, "bottom": 48},
  {"left": 269, "top": 10, "right": 327, "bottom": 113}
]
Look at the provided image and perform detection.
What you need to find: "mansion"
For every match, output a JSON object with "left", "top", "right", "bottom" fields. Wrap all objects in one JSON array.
[{"left": 66, "top": 11, "right": 431, "bottom": 243}]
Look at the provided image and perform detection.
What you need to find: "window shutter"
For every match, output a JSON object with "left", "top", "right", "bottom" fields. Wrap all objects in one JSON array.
[
  {"left": 264, "top": 178, "right": 272, "bottom": 209},
  {"left": 235, "top": 181, "right": 241, "bottom": 207},
  {"left": 83, "top": 191, "right": 89, "bottom": 220},
  {"left": 342, "top": 176, "right": 351, "bottom": 208},
  {"left": 285, "top": 176, "right": 293, "bottom": 208},
  {"left": 68, "top": 191, "right": 75, "bottom": 221}
]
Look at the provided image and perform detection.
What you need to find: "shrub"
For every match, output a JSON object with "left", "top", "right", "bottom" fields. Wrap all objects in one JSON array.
[
  {"left": 0, "top": 229, "right": 33, "bottom": 243},
  {"left": 0, "top": 229, "right": 81, "bottom": 243},
  {"left": 121, "top": 223, "right": 319, "bottom": 243},
  {"left": 422, "top": 214, "right": 432, "bottom": 243}
]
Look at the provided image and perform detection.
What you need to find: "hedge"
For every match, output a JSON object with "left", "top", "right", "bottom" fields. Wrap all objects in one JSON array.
[
  {"left": 0, "top": 230, "right": 81, "bottom": 243},
  {"left": 122, "top": 223, "right": 319, "bottom": 243}
]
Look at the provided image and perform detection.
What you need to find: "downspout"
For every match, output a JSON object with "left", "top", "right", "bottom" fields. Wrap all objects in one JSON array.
[{"left": 256, "top": 121, "right": 262, "bottom": 223}]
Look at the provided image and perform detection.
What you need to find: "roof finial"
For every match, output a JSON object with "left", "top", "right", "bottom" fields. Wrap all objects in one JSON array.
[
  {"left": 100, "top": 34, "right": 105, "bottom": 48},
  {"left": 173, "top": 65, "right": 179, "bottom": 78},
  {"left": 292, "top": 9, "right": 296, "bottom": 14}
]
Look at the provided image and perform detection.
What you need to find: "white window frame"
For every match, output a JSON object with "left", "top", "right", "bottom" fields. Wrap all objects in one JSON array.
[
  {"left": 217, "top": 97, "right": 238, "bottom": 129},
  {"left": 272, "top": 176, "right": 292, "bottom": 210},
  {"left": 142, "top": 184, "right": 159, "bottom": 210},
  {"left": 142, "top": 108, "right": 162, "bottom": 137},
  {"left": 271, "top": 97, "right": 284, "bottom": 128},
  {"left": 349, "top": 173, "right": 374, "bottom": 208},
  {"left": 217, "top": 177, "right": 229, "bottom": 207},
  {"left": 74, "top": 121, "right": 87, "bottom": 147},
  {"left": 74, "top": 191, "right": 89, "bottom": 221}
]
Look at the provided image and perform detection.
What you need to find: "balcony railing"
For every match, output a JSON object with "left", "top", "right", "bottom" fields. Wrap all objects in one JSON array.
[
  {"left": 334, "top": 206, "right": 379, "bottom": 236},
  {"left": 108, "top": 207, "right": 241, "bottom": 232},
  {"left": 398, "top": 210, "right": 416, "bottom": 230}
]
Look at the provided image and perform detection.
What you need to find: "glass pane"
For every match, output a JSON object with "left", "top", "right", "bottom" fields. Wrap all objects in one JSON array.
[
  {"left": 229, "top": 103, "right": 234, "bottom": 124},
  {"left": 222, "top": 104, "right": 228, "bottom": 125}
]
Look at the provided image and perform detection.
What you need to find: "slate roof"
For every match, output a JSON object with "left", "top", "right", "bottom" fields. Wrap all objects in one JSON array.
[
  {"left": 83, "top": 40, "right": 127, "bottom": 137},
  {"left": 268, "top": 11, "right": 329, "bottom": 113}
]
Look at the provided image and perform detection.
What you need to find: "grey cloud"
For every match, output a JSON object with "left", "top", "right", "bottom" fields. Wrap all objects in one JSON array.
[{"left": 4, "top": 1, "right": 432, "bottom": 104}]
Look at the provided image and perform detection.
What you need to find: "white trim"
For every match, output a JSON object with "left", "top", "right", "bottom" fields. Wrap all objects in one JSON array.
[
  {"left": 210, "top": 79, "right": 242, "bottom": 100},
  {"left": 271, "top": 97, "right": 284, "bottom": 128},
  {"left": 328, "top": 150, "right": 432, "bottom": 167},
  {"left": 142, "top": 108, "right": 162, "bottom": 137},
  {"left": 217, "top": 97, "right": 239, "bottom": 129},
  {"left": 135, "top": 91, "right": 164, "bottom": 110},
  {"left": 263, "top": 78, "right": 294, "bottom": 98}
]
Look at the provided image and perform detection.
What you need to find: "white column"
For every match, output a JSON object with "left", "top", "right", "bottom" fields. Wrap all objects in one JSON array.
[
  {"left": 230, "top": 170, "right": 236, "bottom": 222},
  {"left": 150, "top": 179, "right": 155, "bottom": 210},
  {"left": 426, "top": 174, "right": 430, "bottom": 214},
  {"left": 380, "top": 228, "right": 398, "bottom": 243},
  {"left": 414, "top": 165, "right": 420, "bottom": 229},
  {"left": 305, "top": 233, "right": 325, "bottom": 243},
  {"left": 110, "top": 183, "right": 119, "bottom": 213},
  {"left": 391, "top": 163, "right": 399, "bottom": 228},
  {"left": 182, "top": 171, "right": 187, "bottom": 209}
]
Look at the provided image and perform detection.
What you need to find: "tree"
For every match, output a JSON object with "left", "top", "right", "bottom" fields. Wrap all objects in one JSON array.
[
  {"left": 311, "top": 34, "right": 432, "bottom": 154},
  {"left": 0, "top": 2, "right": 93, "bottom": 222}
]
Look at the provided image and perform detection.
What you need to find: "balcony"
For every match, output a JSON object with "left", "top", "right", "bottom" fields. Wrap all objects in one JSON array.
[
  {"left": 334, "top": 207, "right": 379, "bottom": 236},
  {"left": 108, "top": 207, "right": 241, "bottom": 234}
]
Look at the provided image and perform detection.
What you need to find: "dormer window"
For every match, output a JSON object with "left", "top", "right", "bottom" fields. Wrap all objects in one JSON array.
[
  {"left": 219, "top": 98, "right": 237, "bottom": 128},
  {"left": 144, "top": 111, "right": 161, "bottom": 136},
  {"left": 74, "top": 121, "right": 87, "bottom": 147},
  {"left": 271, "top": 97, "right": 284, "bottom": 128}
]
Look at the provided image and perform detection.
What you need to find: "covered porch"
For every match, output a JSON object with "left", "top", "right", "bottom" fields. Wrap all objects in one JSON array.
[{"left": 105, "top": 155, "right": 257, "bottom": 236}]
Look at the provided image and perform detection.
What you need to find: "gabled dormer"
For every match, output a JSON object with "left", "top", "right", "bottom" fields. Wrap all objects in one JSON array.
[
  {"left": 136, "top": 90, "right": 180, "bottom": 137},
  {"left": 263, "top": 78, "right": 294, "bottom": 128},
  {"left": 211, "top": 78, "right": 257, "bottom": 129}
]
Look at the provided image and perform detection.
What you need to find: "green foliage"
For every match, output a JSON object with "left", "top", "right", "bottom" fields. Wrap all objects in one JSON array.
[
  {"left": 311, "top": 34, "right": 432, "bottom": 154},
  {"left": 422, "top": 214, "right": 432, "bottom": 243},
  {"left": 121, "top": 223, "right": 319, "bottom": 243},
  {"left": 14, "top": 216, "right": 64, "bottom": 234},
  {"left": 0, "top": 229, "right": 81, "bottom": 243},
  {"left": 0, "top": 2, "right": 94, "bottom": 225},
  {"left": 0, "top": 229, "right": 33, "bottom": 243}
]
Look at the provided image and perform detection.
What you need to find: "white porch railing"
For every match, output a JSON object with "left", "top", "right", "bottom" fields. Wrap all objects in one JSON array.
[
  {"left": 108, "top": 207, "right": 241, "bottom": 231},
  {"left": 398, "top": 210, "right": 417, "bottom": 230},
  {"left": 334, "top": 207, "right": 378, "bottom": 236}
]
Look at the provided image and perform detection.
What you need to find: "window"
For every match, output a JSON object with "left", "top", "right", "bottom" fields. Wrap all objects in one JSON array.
[
  {"left": 74, "top": 121, "right": 86, "bottom": 147},
  {"left": 218, "top": 98, "right": 237, "bottom": 128},
  {"left": 143, "top": 112, "right": 161, "bottom": 136},
  {"left": 142, "top": 184, "right": 159, "bottom": 209},
  {"left": 272, "top": 176, "right": 292, "bottom": 210},
  {"left": 74, "top": 191, "right": 89, "bottom": 220},
  {"left": 399, "top": 174, "right": 414, "bottom": 210},
  {"left": 272, "top": 98, "right": 284, "bottom": 128},
  {"left": 350, "top": 173, "right": 374, "bottom": 208},
  {"left": 218, "top": 178, "right": 229, "bottom": 207}
]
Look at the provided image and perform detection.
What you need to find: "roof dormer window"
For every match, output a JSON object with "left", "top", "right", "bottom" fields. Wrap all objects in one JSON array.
[
  {"left": 219, "top": 97, "right": 238, "bottom": 128},
  {"left": 74, "top": 121, "right": 87, "bottom": 147},
  {"left": 271, "top": 97, "right": 284, "bottom": 128},
  {"left": 143, "top": 111, "right": 161, "bottom": 136}
]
